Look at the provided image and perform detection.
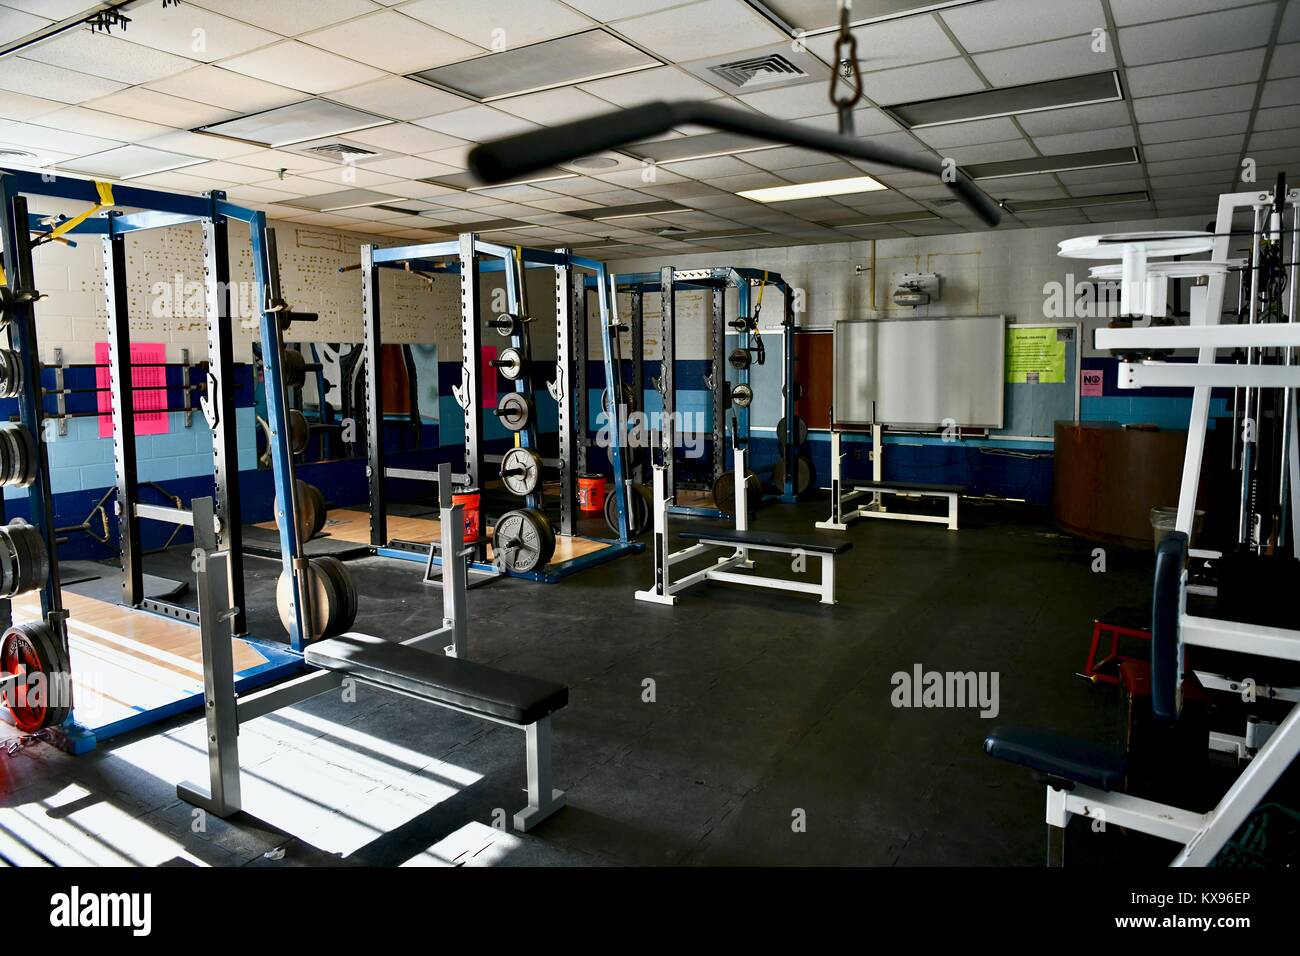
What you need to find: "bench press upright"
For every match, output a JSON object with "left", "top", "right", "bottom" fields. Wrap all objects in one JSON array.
[
  {"left": 816, "top": 427, "right": 962, "bottom": 532},
  {"left": 637, "top": 440, "right": 849, "bottom": 606}
]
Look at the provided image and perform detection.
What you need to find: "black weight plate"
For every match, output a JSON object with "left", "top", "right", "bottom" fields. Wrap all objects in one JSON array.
[
  {"left": 496, "top": 392, "right": 532, "bottom": 432},
  {"left": 29, "top": 623, "right": 69, "bottom": 728},
  {"left": 308, "top": 483, "right": 328, "bottom": 537},
  {"left": 0, "top": 529, "right": 18, "bottom": 597},
  {"left": 712, "top": 469, "right": 760, "bottom": 516},
  {"left": 728, "top": 348, "right": 751, "bottom": 370},
  {"left": 782, "top": 382, "right": 804, "bottom": 400},
  {"left": 773, "top": 454, "right": 815, "bottom": 496},
  {"left": 289, "top": 409, "right": 310, "bottom": 455},
  {"left": 8, "top": 521, "right": 46, "bottom": 595},
  {"left": 494, "top": 313, "right": 521, "bottom": 338},
  {"left": 775, "top": 416, "right": 809, "bottom": 447},
  {"left": 281, "top": 349, "right": 306, "bottom": 390},
  {"left": 604, "top": 484, "right": 651, "bottom": 538},
  {"left": 600, "top": 383, "right": 635, "bottom": 415},
  {"left": 315, "top": 556, "right": 356, "bottom": 636},
  {"left": 277, "top": 562, "right": 338, "bottom": 642}
]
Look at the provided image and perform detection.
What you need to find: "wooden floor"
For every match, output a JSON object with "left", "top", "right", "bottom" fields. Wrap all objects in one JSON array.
[
  {"left": 265, "top": 508, "right": 613, "bottom": 564},
  {"left": 12, "top": 590, "right": 268, "bottom": 729}
]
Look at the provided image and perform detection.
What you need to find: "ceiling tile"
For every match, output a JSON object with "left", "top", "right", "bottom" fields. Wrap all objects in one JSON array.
[
  {"left": 0, "top": 121, "right": 119, "bottom": 156},
  {"left": 83, "top": 88, "right": 236, "bottom": 128},
  {"left": 1133, "top": 84, "right": 1258, "bottom": 123},
  {"left": 143, "top": 130, "right": 263, "bottom": 160},
  {"left": 360, "top": 155, "right": 460, "bottom": 179},
  {"left": 860, "top": 57, "right": 984, "bottom": 106},
  {"left": 220, "top": 41, "right": 387, "bottom": 95},
  {"left": 1015, "top": 100, "right": 1132, "bottom": 136},
  {"left": 612, "top": 0, "right": 784, "bottom": 60},
  {"left": 1146, "top": 154, "right": 1242, "bottom": 176},
  {"left": 233, "top": 149, "right": 337, "bottom": 174},
  {"left": 580, "top": 66, "right": 724, "bottom": 107},
  {"left": 805, "top": 13, "right": 959, "bottom": 70},
  {"left": 1110, "top": 0, "right": 1269, "bottom": 27},
  {"left": 1269, "top": 42, "right": 1300, "bottom": 79},
  {"left": 181, "top": 160, "right": 278, "bottom": 184},
  {"left": 146, "top": 66, "right": 303, "bottom": 113},
  {"left": 29, "top": 106, "right": 170, "bottom": 143},
  {"left": 115, "top": 3, "right": 279, "bottom": 62},
  {"left": 325, "top": 77, "right": 473, "bottom": 121},
  {"left": 63, "top": 145, "right": 206, "bottom": 179},
  {"left": 399, "top": 0, "right": 594, "bottom": 47},
  {"left": 412, "top": 106, "right": 539, "bottom": 141},
  {"left": 913, "top": 117, "right": 1024, "bottom": 149},
  {"left": 1140, "top": 112, "right": 1250, "bottom": 144},
  {"left": 300, "top": 166, "right": 401, "bottom": 188},
  {"left": 1253, "top": 104, "right": 1300, "bottom": 130},
  {"left": 1283, "top": 0, "right": 1300, "bottom": 42},
  {"left": 0, "top": 5, "right": 49, "bottom": 44},
  {"left": 345, "top": 122, "right": 466, "bottom": 154},
  {"left": 0, "top": 91, "right": 65, "bottom": 122},
  {"left": 1033, "top": 125, "right": 1136, "bottom": 153},
  {"left": 494, "top": 88, "right": 617, "bottom": 124},
  {"left": 972, "top": 35, "right": 1116, "bottom": 87},
  {"left": 188, "top": 0, "right": 382, "bottom": 36},
  {"left": 0, "top": 58, "right": 125, "bottom": 105},
  {"left": 1260, "top": 77, "right": 1300, "bottom": 108},
  {"left": 1124, "top": 49, "right": 1266, "bottom": 96},
  {"left": 300, "top": 10, "right": 483, "bottom": 73},
  {"left": 19, "top": 31, "right": 198, "bottom": 85},
  {"left": 1141, "top": 133, "right": 1244, "bottom": 161},
  {"left": 1248, "top": 127, "right": 1300, "bottom": 150},
  {"left": 736, "top": 81, "right": 846, "bottom": 120},
  {"left": 948, "top": 139, "right": 1038, "bottom": 164},
  {"left": 1118, "top": 5, "right": 1277, "bottom": 65},
  {"left": 939, "top": 0, "right": 1105, "bottom": 53}
]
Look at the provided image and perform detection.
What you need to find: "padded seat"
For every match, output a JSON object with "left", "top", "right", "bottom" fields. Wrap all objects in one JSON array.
[
  {"left": 853, "top": 479, "right": 965, "bottom": 494},
  {"left": 306, "top": 632, "right": 567, "bottom": 725},
  {"left": 984, "top": 726, "right": 1128, "bottom": 791},
  {"left": 679, "top": 526, "right": 852, "bottom": 555}
]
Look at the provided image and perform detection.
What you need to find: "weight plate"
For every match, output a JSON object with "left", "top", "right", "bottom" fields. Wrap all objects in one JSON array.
[
  {"left": 728, "top": 348, "right": 751, "bottom": 370},
  {"left": 781, "top": 382, "right": 804, "bottom": 400},
  {"left": 6, "top": 521, "right": 47, "bottom": 596},
  {"left": 276, "top": 479, "right": 322, "bottom": 543},
  {"left": 496, "top": 392, "right": 532, "bottom": 432},
  {"left": 306, "top": 483, "right": 328, "bottom": 538},
  {"left": 773, "top": 453, "right": 815, "bottom": 497},
  {"left": 603, "top": 484, "right": 652, "bottom": 538},
  {"left": 775, "top": 416, "right": 809, "bottom": 447},
  {"left": 29, "top": 623, "right": 69, "bottom": 728},
  {"left": 601, "top": 383, "right": 635, "bottom": 415},
  {"left": 495, "top": 347, "right": 526, "bottom": 381},
  {"left": 0, "top": 349, "right": 20, "bottom": 399},
  {"left": 281, "top": 349, "right": 306, "bottom": 390},
  {"left": 492, "top": 508, "right": 555, "bottom": 574},
  {"left": 1, "top": 622, "right": 63, "bottom": 732},
  {"left": 494, "top": 313, "right": 522, "bottom": 338},
  {"left": 0, "top": 530, "right": 17, "bottom": 597},
  {"left": 276, "top": 561, "right": 339, "bottom": 642},
  {"left": 731, "top": 383, "right": 754, "bottom": 409},
  {"left": 315, "top": 556, "right": 357, "bottom": 636},
  {"left": 289, "top": 409, "right": 310, "bottom": 455},
  {"left": 14, "top": 423, "right": 35, "bottom": 488},
  {"left": 712, "top": 469, "right": 761, "bottom": 516},
  {"left": 499, "top": 446, "right": 542, "bottom": 497}
]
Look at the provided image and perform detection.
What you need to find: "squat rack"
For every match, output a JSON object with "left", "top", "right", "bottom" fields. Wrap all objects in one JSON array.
[
  {"left": 360, "top": 233, "right": 642, "bottom": 582},
  {"left": 0, "top": 168, "right": 301, "bottom": 750},
  {"left": 606, "top": 266, "right": 799, "bottom": 518}
]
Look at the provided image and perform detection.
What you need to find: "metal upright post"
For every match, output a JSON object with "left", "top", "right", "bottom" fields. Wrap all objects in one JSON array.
[
  {"left": 202, "top": 193, "right": 245, "bottom": 633},
  {"left": 659, "top": 267, "right": 676, "bottom": 494},
  {"left": 711, "top": 286, "right": 727, "bottom": 484},
  {"left": 780, "top": 294, "right": 797, "bottom": 502},
  {"left": 573, "top": 278, "right": 589, "bottom": 479},
  {"left": 460, "top": 233, "right": 484, "bottom": 490},
  {"left": 436, "top": 463, "right": 469, "bottom": 659},
  {"left": 361, "top": 243, "right": 386, "bottom": 547},
  {"left": 736, "top": 279, "right": 751, "bottom": 451},
  {"left": 554, "top": 250, "right": 576, "bottom": 536},
  {"left": 102, "top": 211, "right": 143, "bottom": 610},
  {"left": 630, "top": 287, "right": 645, "bottom": 481},
  {"left": 598, "top": 266, "right": 629, "bottom": 541}
]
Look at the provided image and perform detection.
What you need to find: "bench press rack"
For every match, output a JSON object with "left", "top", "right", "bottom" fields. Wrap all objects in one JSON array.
[{"left": 636, "top": 432, "right": 850, "bottom": 606}]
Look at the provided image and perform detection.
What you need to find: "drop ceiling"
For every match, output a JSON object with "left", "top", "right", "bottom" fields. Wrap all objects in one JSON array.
[{"left": 0, "top": 0, "right": 1292, "bottom": 254}]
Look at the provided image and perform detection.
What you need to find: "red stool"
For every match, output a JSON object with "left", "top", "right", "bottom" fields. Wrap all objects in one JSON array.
[{"left": 1083, "top": 606, "right": 1152, "bottom": 685}]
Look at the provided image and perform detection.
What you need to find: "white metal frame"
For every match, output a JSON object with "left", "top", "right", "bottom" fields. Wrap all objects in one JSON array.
[
  {"left": 636, "top": 443, "right": 840, "bottom": 606},
  {"left": 816, "top": 426, "right": 959, "bottom": 531}
]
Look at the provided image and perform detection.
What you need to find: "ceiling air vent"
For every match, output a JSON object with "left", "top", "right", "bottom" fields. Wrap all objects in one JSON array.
[
  {"left": 305, "top": 142, "right": 379, "bottom": 161},
  {"left": 709, "top": 52, "right": 806, "bottom": 89}
]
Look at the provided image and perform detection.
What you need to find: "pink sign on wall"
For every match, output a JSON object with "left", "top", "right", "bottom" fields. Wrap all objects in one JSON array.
[
  {"left": 480, "top": 345, "right": 498, "bottom": 406},
  {"left": 1080, "top": 369, "right": 1103, "bottom": 397},
  {"left": 95, "top": 342, "right": 170, "bottom": 438}
]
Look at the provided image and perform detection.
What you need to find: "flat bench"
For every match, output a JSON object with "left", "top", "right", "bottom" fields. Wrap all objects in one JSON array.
[
  {"left": 818, "top": 478, "right": 965, "bottom": 531},
  {"left": 305, "top": 632, "right": 568, "bottom": 830},
  {"left": 678, "top": 526, "right": 853, "bottom": 555}
]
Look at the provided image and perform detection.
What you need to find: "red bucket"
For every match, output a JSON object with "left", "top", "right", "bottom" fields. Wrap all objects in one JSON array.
[
  {"left": 452, "top": 489, "right": 481, "bottom": 543},
  {"left": 577, "top": 474, "right": 606, "bottom": 513}
]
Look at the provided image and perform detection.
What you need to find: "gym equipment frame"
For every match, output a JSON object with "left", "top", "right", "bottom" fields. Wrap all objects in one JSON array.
[
  {"left": 359, "top": 234, "right": 642, "bottom": 581},
  {"left": 609, "top": 266, "right": 800, "bottom": 518},
  {"left": 636, "top": 435, "right": 850, "bottom": 606},
  {"left": 817, "top": 425, "right": 963, "bottom": 531},
  {"left": 0, "top": 169, "right": 299, "bottom": 751}
]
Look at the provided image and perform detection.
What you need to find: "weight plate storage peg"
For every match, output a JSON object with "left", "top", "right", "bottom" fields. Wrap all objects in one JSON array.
[
  {"left": 499, "top": 446, "right": 543, "bottom": 497},
  {"left": 731, "top": 383, "right": 754, "bottom": 408},
  {"left": 493, "top": 346, "right": 526, "bottom": 381},
  {"left": 1, "top": 622, "right": 69, "bottom": 732},
  {"left": 0, "top": 349, "right": 22, "bottom": 399},
  {"left": 495, "top": 392, "right": 532, "bottom": 432},
  {"left": 492, "top": 508, "right": 555, "bottom": 574},
  {"left": 281, "top": 349, "right": 307, "bottom": 390}
]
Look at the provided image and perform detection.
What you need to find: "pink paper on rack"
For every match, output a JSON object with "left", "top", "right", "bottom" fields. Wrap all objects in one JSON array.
[
  {"left": 481, "top": 345, "right": 498, "bottom": 406},
  {"left": 95, "top": 342, "right": 170, "bottom": 438}
]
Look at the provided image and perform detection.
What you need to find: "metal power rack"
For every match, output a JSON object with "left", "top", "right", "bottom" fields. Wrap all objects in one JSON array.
[
  {"left": 360, "top": 233, "right": 642, "bottom": 582},
  {"left": 606, "top": 266, "right": 800, "bottom": 518}
]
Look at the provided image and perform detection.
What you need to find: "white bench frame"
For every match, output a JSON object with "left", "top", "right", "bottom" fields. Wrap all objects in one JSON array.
[
  {"left": 635, "top": 444, "right": 839, "bottom": 606},
  {"left": 816, "top": 427, "right": 960, "bottom": 531}
]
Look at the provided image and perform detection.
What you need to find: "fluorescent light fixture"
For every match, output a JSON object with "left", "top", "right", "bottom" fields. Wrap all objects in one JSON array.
[
  {"left": 746, "top": 0, "right": 978, "bottom": 33},
  {"left": 1005, "top": 190, "right": 1150, "bottom": 213},
  {"left": 411, "top": 29, "right": 660, "bottom": 102},
  {"left": 195, "top": 100, "right": 390, "bottom": 148},
  {"left": 682, "top": 230, "right": 766, "bottom": 241},
  {"left": 966, "top": 147, "right": 1138, "bottom": 180},
  {"left": 738, "top": 175, "right": 886, "bottom": 203},
  {"left": 831, "top": 211, "right": 941, "bottom": 227},
  {"left": 888, "top": 72, "right": 1123, "bottom": 129},
  {"left": 588, "top": 201, "right": 692, "bottom": 220},
  {"left": 627, "top": 131, "right": 776, "bottom": 164},
  {"left": 286, "top": 189, "right": 396, "bottom": 212}
]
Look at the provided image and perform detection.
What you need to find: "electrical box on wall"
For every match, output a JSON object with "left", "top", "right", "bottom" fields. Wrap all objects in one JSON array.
[{"left": 893, "top": 272, "right": 940, "bottom": 308}]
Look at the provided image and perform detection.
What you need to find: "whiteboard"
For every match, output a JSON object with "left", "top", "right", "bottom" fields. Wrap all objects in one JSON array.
[{"left": 834, "top": 315, "right": 1006, "bottom": 429}]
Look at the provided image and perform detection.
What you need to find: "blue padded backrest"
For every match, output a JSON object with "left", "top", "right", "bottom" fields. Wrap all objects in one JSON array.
[{"left": 1152, "top": 531, "right": 1187, "bottom": 724}]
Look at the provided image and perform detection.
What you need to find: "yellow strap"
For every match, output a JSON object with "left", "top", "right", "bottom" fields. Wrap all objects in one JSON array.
[
  {"left": 43, "top": 181, "right": 115, "bottom": 243},
  {"left": 754, "top": 270, "right": 768, "bottom": 312}
]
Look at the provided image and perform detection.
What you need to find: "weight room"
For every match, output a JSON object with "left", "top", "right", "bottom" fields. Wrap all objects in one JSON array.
[{"left": 0, "top": 0, "right": 1294, "bottom": 871}]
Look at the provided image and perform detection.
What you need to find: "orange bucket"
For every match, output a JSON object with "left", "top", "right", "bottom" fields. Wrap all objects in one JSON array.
[
  {"left": 452, "top": 489, "right": 481, "bottom": 543},
  {"left": 577, "top": 474, "right": 606, "bottom": 513}
]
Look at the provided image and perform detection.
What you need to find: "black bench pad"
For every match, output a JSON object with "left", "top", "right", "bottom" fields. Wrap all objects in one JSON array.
[
  {"left": 306, "top": 632, "right": 567, "bottom": 725},
  {"left": 679, "top": 526, "right": 852, "bottom": 555},
  {"left": 984, "top": 726, "right": 1127, "bottom": 792},
  {"left": 853, "top": 480, "right": 965, "bottom": 494}
]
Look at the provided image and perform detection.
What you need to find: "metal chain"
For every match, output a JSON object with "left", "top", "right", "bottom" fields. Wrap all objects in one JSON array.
[{"left": 827, "top": 1, "right": 864, "bottom": 135}]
